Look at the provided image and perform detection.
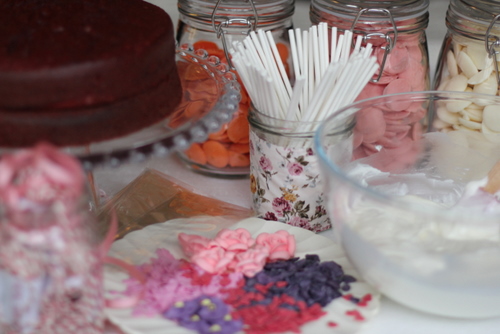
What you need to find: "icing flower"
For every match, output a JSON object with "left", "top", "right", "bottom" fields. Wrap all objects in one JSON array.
[
  {"left": 179, "top": 228, "right": 297, "bottom": 277},
  {"left": 164, "top": 295, "right": 243, "bottom": 334},
  {"left": 230, "top": 245, "right": 269, "bottom": 278},
  {"left": 251, "top": 255, "right": 356, "bottom": 307},
  {"left": 191, "top": 247, "right": 236, "bottom": 275},
  {"left": 213, "top": 228, "right": 255, "bottom": 252},
  {"left": 178, "top": 233, "right": 217, "bottom": 257},
  {"left": 256, "top": 230, "right": 295, "bottom": 261},
  {"left": 0, "top": 143, "right": 84, "bottom": 210}
]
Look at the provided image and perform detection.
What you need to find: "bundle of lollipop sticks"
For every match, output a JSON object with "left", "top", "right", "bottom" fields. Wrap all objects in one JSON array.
[{"left": 230, "top": 22, "right": 379, "bottom": 127}]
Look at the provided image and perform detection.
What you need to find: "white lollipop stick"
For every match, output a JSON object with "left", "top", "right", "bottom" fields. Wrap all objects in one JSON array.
[
  {"left": 288, "top": 29, "right": 301, "bottom": 81},
  {"left": 353, "top": 34, "right": 363, "bottom": 54},
  {"left": 311, "top": 25, "right": 321, "bottom": 87},
  {"left": 285, "top": 75, "right": 306, "bottom": 121},
  {"left": 266, "top": 31, "right": 293, "bottom": 98},
  {"left": 301, "top": 30, "right": 309, "bottom": 112},
  {"left": 319, "top": 22, "right": 329, "bottom": 73},
  {"left": 304, "top": 62, "right": 342, "bottom": 122},
  {"left": 333, "top": 34, "right": 344, "bottom": 63},
  {"left": 257, "top": 30, "right": 289, "bottom": 113},
  {"left": 340, "top": 30, "right": 353, "bottom": 62},
  {"left": 295, "top": 28, "right": 304, "bottom": 76},
  {"left": 307, "top": 31, "right": 315, "bottom": 103},
  {"left": 330, "top": 26, "right": 337, "bottom": 63}
]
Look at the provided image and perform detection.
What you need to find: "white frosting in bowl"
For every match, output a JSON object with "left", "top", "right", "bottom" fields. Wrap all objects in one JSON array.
[{"left": 334, "top": 132, "right": 500, "bottom": 318}]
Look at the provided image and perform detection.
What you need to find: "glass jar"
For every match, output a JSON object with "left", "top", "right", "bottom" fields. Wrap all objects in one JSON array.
[
  {"left": 310, "top": 0, "right": 430, "bottom": 157},
  {"left": 248, "top": 105, "right": 332, "bottom": 233},
  {"left": 310, "top": 0, "right": 430, "bottom": 89},
  {"left": 0, "top": 144, "right": 105, "bottom": 334},
  {"left": 176, "top": 0, "right": 295, "bottom": 177},
  {"left": 433, "top": 0, "right": 500, "bottom": 137}
]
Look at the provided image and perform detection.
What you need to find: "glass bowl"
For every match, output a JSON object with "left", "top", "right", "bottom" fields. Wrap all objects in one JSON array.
[{"left": 315, "top": 91, "right": 500, "bottom": 319}]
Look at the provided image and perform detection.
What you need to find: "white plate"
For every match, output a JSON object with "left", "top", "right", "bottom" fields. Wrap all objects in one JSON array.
[{"left": 104, "top": 216, "right": 381, "bottom": 334}]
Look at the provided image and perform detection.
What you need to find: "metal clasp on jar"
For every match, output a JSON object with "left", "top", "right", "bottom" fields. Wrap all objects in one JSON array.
[
  {"left": 350, "top": 8, "right": 398, "bottom": 83},
  {"left": 485, "top": 14, "right": 500, "bottom": 85},
  {"left": 211, "top": 0, "right": 258, "bottom": 69}
]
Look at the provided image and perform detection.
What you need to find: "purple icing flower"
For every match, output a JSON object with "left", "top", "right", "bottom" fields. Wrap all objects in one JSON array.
[
  {"left": 259, "top": 156, "right": 273, "bottom": 171},
  {"left": 272, "top": 197, "right": 291, "bottom": 216},
  {"left": 287, "top": 162, "right": 303, "bottom": 176},
  {"left": 247, "top": 255, "right": 356, "bottom": 307},
  {"left": 263, "top": 212, "right": 278, "bottom": 221},
  {"left": 288, "top": 216, "right": 310, "bottom": 229},
  {"left": 164, "top": 295, "right": 243, "bottom": 334}
]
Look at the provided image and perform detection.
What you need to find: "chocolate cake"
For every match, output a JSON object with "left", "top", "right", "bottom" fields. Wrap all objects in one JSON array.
[{"left": 0, "top": 0, "right": 181, "bottom": 147}]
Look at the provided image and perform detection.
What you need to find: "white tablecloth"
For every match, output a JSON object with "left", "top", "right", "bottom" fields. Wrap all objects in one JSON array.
[{"left": 98, "top": 1, "right": 500, "bottom": 333}]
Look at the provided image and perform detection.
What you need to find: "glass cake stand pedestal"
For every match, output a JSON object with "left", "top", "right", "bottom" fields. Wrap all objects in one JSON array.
[{"left": 0, "top": 45, "right": 242, "bottom": 209}]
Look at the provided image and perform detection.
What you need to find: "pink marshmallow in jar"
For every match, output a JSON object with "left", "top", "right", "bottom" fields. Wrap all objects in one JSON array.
[{"left": 310, "top": 0, "right": 430, "bottom": 168}]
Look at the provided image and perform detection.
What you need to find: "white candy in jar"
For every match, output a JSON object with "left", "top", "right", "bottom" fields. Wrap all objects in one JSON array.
[{"left": 434, "top": 35, "right": 500, "bottom": 142}]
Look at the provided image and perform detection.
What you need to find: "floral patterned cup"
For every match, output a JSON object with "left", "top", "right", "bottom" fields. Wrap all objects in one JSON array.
[{"left": 248, "top": 106, "right": 332, "bottom": 233}]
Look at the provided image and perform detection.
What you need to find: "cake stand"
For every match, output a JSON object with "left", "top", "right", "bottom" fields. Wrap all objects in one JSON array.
[{"left": 0, "top": 45, "right": 242, "bottom": 171}]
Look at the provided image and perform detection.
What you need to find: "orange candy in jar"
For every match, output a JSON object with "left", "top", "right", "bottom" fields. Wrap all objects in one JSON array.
[
  {"left": 310, "top": 0, "right": 430, "bottom": 162},
  {"left": 176, "top": 0, "right": 294, "bottom": 177}
]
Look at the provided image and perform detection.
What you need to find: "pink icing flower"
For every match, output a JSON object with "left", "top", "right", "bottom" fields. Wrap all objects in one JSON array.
[
  {"left": 259, "top": 156, "right": 273, "bottom": 171},
  {"left": 0, "top": 143, "right": 84, "bottom": 209},
  {"left": 287, "top": 162, "right": 303, "bottom": 176},
  {"left": 191, "top": 247, "right": 235, "bottom": 274},
  {"left": 256, "top": 230, "right": 295, "bottom": 261},
  {"left": 272, "top": 198, "right": 291, "bottom": 216},
  {"left": 178, "top": 233, "right": 217, "bottom": 257},
  {"left": 214, "top": 228, "right": 255, "bottom": 252},
  {"left": 231, "top": 245, "right": 269, "bottom": 277}
]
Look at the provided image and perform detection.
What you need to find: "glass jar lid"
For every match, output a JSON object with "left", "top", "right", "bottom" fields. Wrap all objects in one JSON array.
[
  {"left": 310, "top": 0, "right": 429, "bottom": 34},
  {"left": 178, "top": 0, "right": 295, "bottom": 31},
  {"left": 310, "top": 0, "right": 428, "bottom": 21},
  {"left": 446, "top": 0, "right": 500, "bottom": 41}
]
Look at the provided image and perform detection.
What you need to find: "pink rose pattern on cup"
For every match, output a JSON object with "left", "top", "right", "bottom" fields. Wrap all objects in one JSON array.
[{"left": 249, "top": 132, "right": 332, "bottom": 233}]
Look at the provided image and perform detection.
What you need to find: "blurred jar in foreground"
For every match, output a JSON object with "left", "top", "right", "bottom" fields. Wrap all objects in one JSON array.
[
  {"left": 176, "top": 0, "right": 294, "bottom": 177},
  {"left": 310, "top": 0, "right": 430, "bottom": 160},
  {"left": 433, "top": 0, "right": 500, "bottom": 140},
  {"left": 248, "top": 105, "right": 332, "bottom": 233},
  {"left": 0, "top": 144, "right": 104, "bottom": 334}
]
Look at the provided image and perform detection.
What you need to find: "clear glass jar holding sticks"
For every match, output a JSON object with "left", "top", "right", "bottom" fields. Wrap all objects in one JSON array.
[
  {"left": 432, "top": 0, "right": 500, "bottom": 139},
  {"left": 176, "top": 0, "right": 295, "bottom": 177},
  {"left": 310, "top": 0, "right": 430, "bottom": 160},
  {"left": 248, "top": 105, "right": 332, "bottom": 233}
]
